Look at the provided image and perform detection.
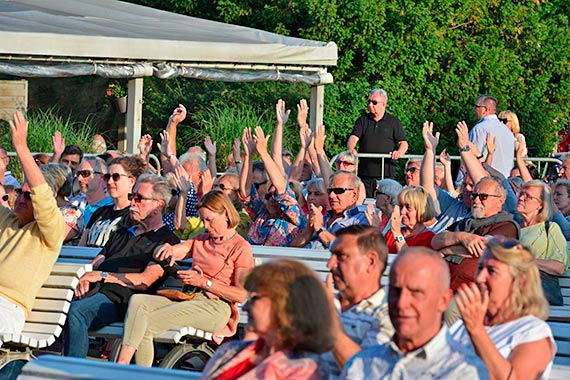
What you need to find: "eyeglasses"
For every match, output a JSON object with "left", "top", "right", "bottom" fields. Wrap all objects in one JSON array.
[
  {"left": 76, "top": 170, "right": 102, "bottom": 178},
  {"left": 128, "top": 193, "right": 159, "bottom": 203},
  {"left": 1, "top": 194, "right": 9, "bottom": 202},
  {"left": 15, "top": 188, "right": 32, "bottom": 201},
  {"left": 327, "top": 187, "right": 354, "bottom": 195},
  {"left": 103, "top": 173, "right": 132, "bottom": 182},
  {"left": 474, "top": 104, "right": 486, "bottom": 109},
  {"left": 405, "top": 167, "right": 418, "bottom": 174},
  {"left": 264, "top": 192, "right": 279, "bottom": 200},
  {"left": 368, "top": 99, "right": 384, "bottom": 106},
  {"left": 470, "top": 192, "right": 502, "bottom": 201},
  {"left": 253, "top": 180, "right": 268, "bottom": 190},
  {"left": 215, "top": 183, "right": 237, "bottom": 192},
  {"left": 518, "top": 191, "right": 541, "bottom": 202},
  {"left": 499, "top": 118, "right": 509, "bottom": 124},
  {"left": 488, "top": 235, "right": 524, "bottom": 250},
  {"left": 336, "top": 160, "right": 355, "bottom": 166}
]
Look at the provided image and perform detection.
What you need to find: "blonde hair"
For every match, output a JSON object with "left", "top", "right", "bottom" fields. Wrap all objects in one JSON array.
[
  {"left": 398, "top": 186, "right": 437, "bottom": 223},
  {"left": 499, "top": 110, "right": 520, "bottom": 135},
  {"left": 196, "top": 189, "right": 240, "bottom": 229},
  {"left": 521, "top": 180, "right": 552, "bottom": 223},
  {"left": 484, "top": 238, "right": 549, "bottom": 320}
]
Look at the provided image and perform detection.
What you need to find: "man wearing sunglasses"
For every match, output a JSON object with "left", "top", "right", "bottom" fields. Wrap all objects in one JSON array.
[
  {"left": 347, "top": 89, "right": 408, "bottom": 197},
  {"left": 432, "top": 176, "right": 519, "bottom": 291},
  {"left": 71, "top": 157, "right": 114, "bottom": 225},
  {"left": 468, "top": 94, "right": 514, "bottom": 178},
  {"left": 0, "top": 112, "right": 65, "bottom": 335},
  {"left": 63, "top": 174, "right": 180, "bottom": 358}
]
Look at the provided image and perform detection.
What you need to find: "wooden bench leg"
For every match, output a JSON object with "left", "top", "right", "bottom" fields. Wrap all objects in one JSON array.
[
  {"left": 158, "top": 341, "right": 215, "bottom": 370},
  {"left": 0, "top": 347, "right": 35, "bottom": 369}
]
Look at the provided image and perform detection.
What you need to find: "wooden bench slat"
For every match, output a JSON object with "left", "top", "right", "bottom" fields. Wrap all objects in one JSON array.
[
  {"left": 35, "top": 288, "right": 74, "bottom": 302},
  {"left": 27, "top": 311, "right": 66, "bottom": 325},
  {"left": 31, "top": 299, "right": 70, "bottom": 313},
  {"left": 42, "top": 275, "right": 79, "bottom": 289}
]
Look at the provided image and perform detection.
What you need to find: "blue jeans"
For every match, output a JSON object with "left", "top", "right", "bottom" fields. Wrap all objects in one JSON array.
[{"left": 63, "top": 292, "right": 121, "bottom": 357}]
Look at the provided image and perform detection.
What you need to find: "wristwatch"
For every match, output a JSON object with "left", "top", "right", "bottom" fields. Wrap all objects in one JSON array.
[
  {"left": 459, "top": 145, "right": 470, "bottom": 152},
  {"left": 205, "top": 279, "right": 213, "bottom": 291},
  {"left": 394, "top": 235, "right": 405, "bottom": 243},
  {"left": 101, "top": 271, "right": 108, "bottom": 282},
  {"left": 317, "top": 227, "right": 327, "bottom": 235}
]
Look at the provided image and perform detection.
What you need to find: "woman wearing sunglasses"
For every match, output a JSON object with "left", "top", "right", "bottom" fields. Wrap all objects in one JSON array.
[
  {"left": 79, "top": 156, "right": 146, "bottom": 247},
  {"left": 200, "top": 259, "right": 334, "bottom": 380},
  {"left": 384, "top": 186, "right": 437, "bottom": 253},
  {"left": 116, "top": 189, "right": 254, "bottom": 367},
  {"left": 451, "top": 237, "right": 556, "bottom": 380},
  {"left": 0, "top": 184, "right": 12, "bottom": 209},
  {"left": 239, "top": 127, "right": 307, "bottom": 246}
]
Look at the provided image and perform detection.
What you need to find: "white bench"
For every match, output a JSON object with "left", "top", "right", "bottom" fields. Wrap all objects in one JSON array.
[
  {"left": 548, "top": 268, "right": 570, "bottom": 322},
  {"left": 0, "top": 263, "right": 91, "bottom": 368}
]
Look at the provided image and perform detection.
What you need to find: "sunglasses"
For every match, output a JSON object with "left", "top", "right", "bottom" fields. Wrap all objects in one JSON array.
[
  {"left": 405, "top": 167, "right": 418, "bottom": 174},
  {"left": 215, "top": 183, "right": 236, "bottom": 192},
  {"left": 1, "top": 194, "right": 9, "bottom": 202},
  {"left": 336, "top": 160, "right": 355, "bottom": 166},
  {"left": 282, "top": 153, "right": 293, "bottom": 158},
  {"left": 499, "top": 118, "right": 509, "bottom": 124},
  {"left": 103, "top": 173, "right": 132, "bottom": 182},
  {"left": 128, "top": 193, "right": 158, "bottom": 203},
  {"left": 15, "top": 188, "right": 32, "bottom": 201},
  {"left": 368, "top": 99, "right": 384, "bottom": 106},
  {"left": 327, "top": 187, "right": 354, "bottom": 195},
  {"left": 76, "top": 170, "right": 102, "bottom": 178},
  {"left": 253, "top": 180, "right": 268, "bottom": 190},
  {"left": 474, "top": 104, "right": 486, "bottom": 109},
  {"left": 264, "top": 192, "right": 278, "bottom": 200},
  {"left": 171, "top": 188, "right": 180, "bottom": 197},
  {"left": 470, "top": 192, "right": 501, "bottom": 201}
]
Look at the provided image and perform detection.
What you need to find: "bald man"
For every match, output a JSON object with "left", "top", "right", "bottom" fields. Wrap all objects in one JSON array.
[{"left": 341, "top": 247, "right": 488, "bottom": 380}]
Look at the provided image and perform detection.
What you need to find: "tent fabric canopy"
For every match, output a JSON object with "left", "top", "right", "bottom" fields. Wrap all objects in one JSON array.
[{"left": 0, "top": 0, "right": 337, "bottom": 82}]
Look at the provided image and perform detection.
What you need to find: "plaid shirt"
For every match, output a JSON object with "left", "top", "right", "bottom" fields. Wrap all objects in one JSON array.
[{"left": 245, "top": 184, "right": 307, "bottom": 246}]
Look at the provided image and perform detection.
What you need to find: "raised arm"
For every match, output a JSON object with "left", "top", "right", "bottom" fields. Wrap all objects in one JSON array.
[
  {"left": 10, "top": 112, "right": 46, "bottom": 188},
  {"left": 239, "top": 127, "right": 255, "bottom": 198},
  {"left": 271, "top": 99, "right": 290, "bottom": 176},
  {"left": 204, "top": 136, "right": 218, "bottom": 178},
  {"left": 289, "top": 125, "right": 312, "bottom": 181},
  {"left": 159, "top": 130, "right": 180, "bottom": 175},
  {"left": 49, "top": 131, "right": 65, "bottom": 163},
  {"left": 420, "top": 121, "right": 439, "bottom": 203},
  {"left": 254, "top": 126, "right": 287, "bottom": 194},
  {"left": 347, "top": 135, "right": 359, "bottom": 155},
  {"left": 172, "top": 165, "right": 193, "bottom": 232},
  {"left": 485, "top": 132, "right": 496, "bottom": 166},
  {"left": 161, "top": 104, "right": 186, "bottom": 173},
  {"left": 439, "top": 149, "right": 458, "bottom": 197},
  {"left": 457, "top": 121, "right": 487, "bottom": 183},
  {"left": 138, "top": 134, "right": 153, "bottom": 169},
  {"left": 515, "top": 138, "right": 533, "bottom": 183},
  {"left": 314, "top": 124, "right": 333, "bottom": 187}
]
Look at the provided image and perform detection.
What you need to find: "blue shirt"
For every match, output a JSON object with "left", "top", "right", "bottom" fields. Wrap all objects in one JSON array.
[{"left": 305, "top": 206, "right": 369, "bottom": 249}]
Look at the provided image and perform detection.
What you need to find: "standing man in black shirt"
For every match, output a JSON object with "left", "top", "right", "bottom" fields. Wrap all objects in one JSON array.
[
  {"left": 63, "top": 174, "right": 180, "bottom": 358},
  {"left": 347, "top": 89, "right": 408, "bottom": 197}
]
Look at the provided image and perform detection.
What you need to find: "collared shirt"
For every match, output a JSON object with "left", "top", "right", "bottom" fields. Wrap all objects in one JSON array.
[
  {"left": 340, "top": 325, "right": 488, "bottom": 380},
  {"left": 245, "top": 184, "right": 307, "bottom": 246},
  {"left": 3, "top": 171, "right": 20, "bottom": 187},
  {"left": 80, "top": 195, "right": 114, "bottom": 226},
  {"left": 469, "top": 114, "right": 514, "bottom": 178},
  {"left": 305, "top": 206, "right": 369, "bottom": 249},
  {"left": 323, "top": 288, "right": 393, "bottom": 378}
]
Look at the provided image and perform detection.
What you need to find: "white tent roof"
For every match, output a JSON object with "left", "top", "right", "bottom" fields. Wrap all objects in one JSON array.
[{"left": 0, "top": 0, "right": 337, "bottom": 67}]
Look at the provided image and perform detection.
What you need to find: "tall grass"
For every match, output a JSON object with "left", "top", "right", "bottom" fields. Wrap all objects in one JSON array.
[{"left": 0, "top": 108, "right": 98, "bottom": 182}]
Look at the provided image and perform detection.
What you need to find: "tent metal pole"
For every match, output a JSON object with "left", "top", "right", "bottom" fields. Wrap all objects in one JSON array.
[
  {"left": 309, "top": 84, "right": 325, "bottom": 132},
  {"left": 124, "top": 77, "right": 144, "bottom": 154}
]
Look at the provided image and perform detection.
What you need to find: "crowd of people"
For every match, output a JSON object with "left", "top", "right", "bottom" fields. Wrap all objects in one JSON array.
[{"left": 0, "top": 88, "right": 567, "bottom": 379}]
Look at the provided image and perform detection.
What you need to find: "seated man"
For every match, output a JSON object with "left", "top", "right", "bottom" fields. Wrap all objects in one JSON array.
[
  {"left": 325, "top": 225, "right": 394, "bottom": 378},
  {"left": 0, "top": 112, "right": 65, "bottom": 334},
  {"left": 292, "top": 171, "right": 368, "bottom": 249},
  {"left": 431, "top": 176, "right": 519, "bottom": 291},
  {"left": 340, "top": 247, "right": 488, "bottom": 380},
  {"left": 63, "top": 174, "right": 180, "bottom": 357}
]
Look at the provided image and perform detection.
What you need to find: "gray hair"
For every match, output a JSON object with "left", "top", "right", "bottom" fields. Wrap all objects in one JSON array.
[
  {"left": 179, "top": 152, "right": 206, "bottom": 173},
  {"left": 337, "top": 151, "right": 358, "bottom": 165},
  {"left": 478, "top": 94, "right": 498, "bottom": 113},
  {"left": 40, "top": 163, "right": 73, "bottom": 197},
  {"left": 136, "top": 174, "right": 173, "bottom": 207},
  {"left": 86, "top": 157, "right": 108, "bottom": 174},
  {"left": 376, "top": 178, "right": 403, "bottom": 205},
  {"left": 476, "top": 176, "right": 507, "bottom": 199},
  {"left": 330, "top": 171, "right": 362, "bottom": 192},
  {"left": 305, "top": 177, "right": 326, "bottom": 193},
  {"left": 522, "top": 180, "right": 553, "bottom": 223},
  {"left": 369, "top": 89, "right": 388, "bottom": 103}
]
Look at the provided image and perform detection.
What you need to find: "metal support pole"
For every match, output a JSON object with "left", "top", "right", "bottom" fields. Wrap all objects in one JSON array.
[
  {"left": 309, "top": 84, "right": 325, "bottom": 132},
  {"left": 122, "top": 78, "right": 144, "bottom": 154}
]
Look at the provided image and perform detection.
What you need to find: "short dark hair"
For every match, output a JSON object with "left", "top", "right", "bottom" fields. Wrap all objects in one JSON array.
[
  {"left": 478, "top": 94, "right": 498, "bottom": 113},
  {"left": 336, "top": 225, "right": 388, "bottom": 276},
  {"left": 62, "top": 144, "right": 84, "bottom": 161}
]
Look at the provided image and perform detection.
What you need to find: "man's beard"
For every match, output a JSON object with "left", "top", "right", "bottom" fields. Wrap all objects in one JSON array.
[{"left": 472, "top": 204, "right": 486, "bottom": 219}]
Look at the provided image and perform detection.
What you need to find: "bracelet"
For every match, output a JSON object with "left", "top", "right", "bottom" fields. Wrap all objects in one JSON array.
[
  {"left": 235, "top": 160, "right": 242, "bottom": 164},
  {"left": 168, "top": 153, "right": 175, "bottom": 160}
]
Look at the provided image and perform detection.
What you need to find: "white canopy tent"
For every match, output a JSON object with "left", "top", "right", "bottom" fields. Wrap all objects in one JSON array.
[{"left": 0, "top": 0, "right": 337, "bottom": 152}]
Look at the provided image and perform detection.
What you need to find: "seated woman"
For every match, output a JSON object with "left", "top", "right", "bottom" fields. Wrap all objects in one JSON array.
[
  {"left": 116, "top": 189, "right": 254, "bottom": 367},
  {"left": 383, "top": 186, "right": 437, "bottom": 253},
  {"left": 200, "top": 259, "right": 335, "bottom": 380},
  {"left": 240, "top": 127, "right": 307, "bottom": 246},
  {"left": 451, "top": 237, "right": 557, "bottom": 380},
  {"left": 551, "top": 180, "right": 570, "bottom": 239},
  {"left": 516, "top": 180, "right": 567, "bottom": 305},
  {"left": 40, "top": 163, "right": 83, "bottom": 244}
]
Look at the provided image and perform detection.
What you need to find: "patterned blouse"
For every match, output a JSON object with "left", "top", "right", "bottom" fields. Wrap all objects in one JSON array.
[{"left": 245, "top": 184, "right": 307, "bottom": 247}]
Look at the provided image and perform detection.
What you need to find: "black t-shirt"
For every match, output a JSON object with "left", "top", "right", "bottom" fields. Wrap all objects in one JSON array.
[
  {"left": 86, "top": 205, "right": 134, "bottom": 247},
  {"left": 350, "top": 112, "right": 406, "bottom": 177},
  {"left": 98, "top": 225, "right": 180, "bottom": 316}
]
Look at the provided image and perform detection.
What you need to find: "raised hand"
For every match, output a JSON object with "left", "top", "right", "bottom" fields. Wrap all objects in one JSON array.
[
  {"left": 168, "top": 104, "right": 187, "bottom": 125},
  {"left": 297, "top": 99, "right": 309, "bottom": 128},
  {"left": 233, "top": 138, "right": 241, "bottom": 160},
  {"left": 173, "top": 165, "right": 192, "bottom": 194},
  {"left": 516, "top": 135, "right": 527, "bottom": 159},
  {"left": 242, "top": 127, "right": 256, "bottom": 157},
  {"left": 486, "top": 132, "right": 496, "bottom": 157},
  {"left": 200, "top": 168, "right": 214, "bottom": 194},
  {"left": 308, "top": 203, "right": 324, "bottom": 231},
  {"left": 364, "top": 203, "right": 382, "bottom": 228},
  {"left": 303, "top": 127, "right": 314, "bottom": 150},
  {"left": 159, "top": 130, "right": 173, "bottom": 157},
  {"left": 455, "top": 121, "right": 470, "bottom": 149},
  {"left": 422, "top": 121, "right": 440, "bottom": 151},
  {"left": 314, "top": 124, "right": 326, "bottom": 153},
  {"left": 390, "top": 206, "right": 403, "bottom": 236},
  {"left": 276, "top": 99, "right": 291, "bottom": 126},
  {"left": 52, "top": 130, "right": 65, "bottom": 156},
  {"left": 455, "top": 281, "right": 488, "bottom": 332},
  {"left": 138, "top": 134, "right": 153, "bottom": 157},
  {"left": 439, "top": 149, "right": 451, "bottom": 167},
  {"left": 9, "top": 111, "right": 30, "bottom": 149},
  {"left": 204, "top": 136, "right": 217, "bottom": 157},
  {"left": 253, "top": 126, "right": 270, "bottom": 155}
]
